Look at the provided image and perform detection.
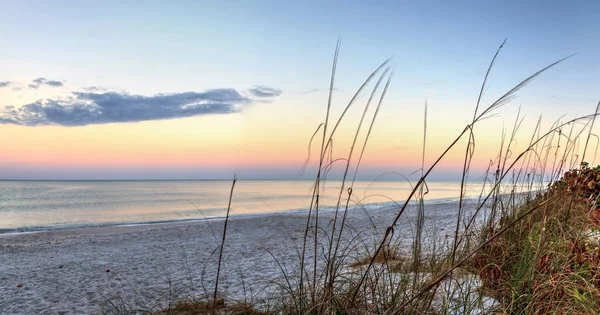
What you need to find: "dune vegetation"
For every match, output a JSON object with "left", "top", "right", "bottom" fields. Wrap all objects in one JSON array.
[{"left": 102, "top": 41, "right": 600, "bottom": 315}]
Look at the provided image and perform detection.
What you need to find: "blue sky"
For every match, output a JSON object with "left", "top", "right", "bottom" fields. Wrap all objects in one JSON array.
[
  {"left": 2, "top": 0, "right": 598, "bottom": 93},
  {"left": 0, "top": 1, "right": 598, "bottom": 179}
]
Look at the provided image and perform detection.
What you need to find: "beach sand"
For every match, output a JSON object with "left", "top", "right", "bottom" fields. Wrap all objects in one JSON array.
[{"left": 0, "top": 202, "right": 465, "bottom": 314}]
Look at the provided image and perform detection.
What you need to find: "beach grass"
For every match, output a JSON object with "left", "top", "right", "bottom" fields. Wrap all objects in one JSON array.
[
  {"left": 469, "top": 164, "right": 600, "bottom": 314},
  {"left": 100, "top": 41, "right": 600, "bottom": 314}
]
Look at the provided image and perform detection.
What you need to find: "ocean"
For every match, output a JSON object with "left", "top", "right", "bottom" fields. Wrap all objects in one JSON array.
[{"left": 0, "top": 180, "right": 487, "bottom": 233}]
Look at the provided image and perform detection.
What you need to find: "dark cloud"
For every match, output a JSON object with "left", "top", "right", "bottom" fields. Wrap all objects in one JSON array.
[
  {"left": 249, "top": 85, "right": 282, "bottom": 97},
  {"left": 0, "top": 89, "right": 257, "bottom": 126},
  {"left": 28, "top": 78, "right": 64, "bottom": 89},
  {"left": 45, "top": 81, "right": 64, "bottom": 87},
  {"left": 0, "top": 81, "right": 12, "bottom": 88}
]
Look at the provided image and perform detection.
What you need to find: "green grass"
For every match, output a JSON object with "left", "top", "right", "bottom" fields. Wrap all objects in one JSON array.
[{"left": 470, "top": 165, "right": 600, "bottom": 314}]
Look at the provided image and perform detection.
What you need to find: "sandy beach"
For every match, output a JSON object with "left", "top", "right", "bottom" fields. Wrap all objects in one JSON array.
[{"left": 0, "top": 202, "right": 466, "bottom": 314}]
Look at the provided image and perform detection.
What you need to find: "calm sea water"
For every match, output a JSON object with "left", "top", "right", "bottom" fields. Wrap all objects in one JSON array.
[{"left": 0, "top": 180, "right": 485, "bottom": 233}]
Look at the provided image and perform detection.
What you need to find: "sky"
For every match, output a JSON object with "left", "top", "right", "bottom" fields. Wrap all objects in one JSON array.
[{"left": 0, "top": 0, "right": 599, "bottom": 180}]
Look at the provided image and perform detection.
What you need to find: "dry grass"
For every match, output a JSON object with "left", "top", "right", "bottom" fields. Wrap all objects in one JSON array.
[
  {"left": 349, "top": 245, "right": 406, "bottom": 271},
  {"left": 154, "top": 297, "right": 267, "bottom": 315}
]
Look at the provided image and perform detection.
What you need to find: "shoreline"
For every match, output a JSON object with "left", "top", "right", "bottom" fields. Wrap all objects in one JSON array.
[{"left": 0, "top": 196, "right": 472, "bottom": 236}]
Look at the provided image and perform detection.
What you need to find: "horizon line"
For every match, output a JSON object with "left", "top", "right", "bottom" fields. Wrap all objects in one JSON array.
[{"left": 0, "top": 178, "right": 461, "bottom": 182}]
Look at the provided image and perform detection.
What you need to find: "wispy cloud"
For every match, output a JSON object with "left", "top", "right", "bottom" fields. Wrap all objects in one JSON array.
[
  {"left": 0, "top": 81, "right": 12, "bottom": 88},
  {"left": 0, "top": 86, "right": 281, "bottom": 126},
  {"left": 82, "top": 86, "right": 106, "bottom": 92},
  {"left": 289, "top": 88, "right": 339, "bottom": 95},
  {"left": 28, "top": 78, "right": 64, "bottom": 89},
  {"left": 249, "top": 85, "right": 282, "bottom": 97}
]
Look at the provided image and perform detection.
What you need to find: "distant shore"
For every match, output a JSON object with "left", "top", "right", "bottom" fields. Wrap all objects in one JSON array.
[{"left": 0, "top": 201, "right": 469, "bottom": 314}]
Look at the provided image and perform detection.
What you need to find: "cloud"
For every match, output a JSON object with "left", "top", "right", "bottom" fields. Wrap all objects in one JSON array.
[
  {"left": 0, "top": 81, "right": 12, "bottom": 88},
  {"left": 0, "top": 89, "right": 259, "bottom": 126},
  {"left": 82, "top": 86, "right": 106, "bottom": 92},
  {"left": 249, "top": 85, "right": 282, "bottom": 97},
  {"left": 289, "top": 88, "right": 339, "bottom": 95},
  {"left": 28, "top": 78, "right": 64, "bottom": 89}
]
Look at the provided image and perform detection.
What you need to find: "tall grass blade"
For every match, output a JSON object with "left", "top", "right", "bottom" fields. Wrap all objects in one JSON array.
[
  {"left": 213, "top": 175, "right": 237, "bottom": 313},
  {"left": 581, "top": 100, "right": 600, "bottom": 164}
]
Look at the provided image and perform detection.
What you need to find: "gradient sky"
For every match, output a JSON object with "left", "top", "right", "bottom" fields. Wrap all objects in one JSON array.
[{"left": 0, "top": 0, "right": 599, "bottom": 180}]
